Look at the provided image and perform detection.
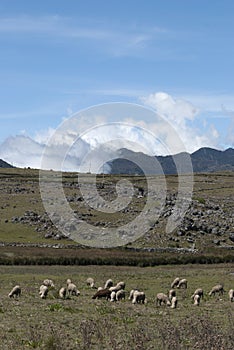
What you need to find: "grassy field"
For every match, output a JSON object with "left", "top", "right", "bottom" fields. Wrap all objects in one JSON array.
[{"left": 0, "top": 264, "right": 233, "bottom": 349}]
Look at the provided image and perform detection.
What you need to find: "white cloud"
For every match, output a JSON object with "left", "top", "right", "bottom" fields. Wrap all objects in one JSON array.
[
  {"left": 0, "top": 93, "right": 229, "bottom": 171},
  {"left": 141, "top": 92, "right": 220, "bottom": 153}
]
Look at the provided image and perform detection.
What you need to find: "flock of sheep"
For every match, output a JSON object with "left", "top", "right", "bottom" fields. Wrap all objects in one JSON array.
[{"left": 8, "top": 276, "right": 234, "bottom": 308}]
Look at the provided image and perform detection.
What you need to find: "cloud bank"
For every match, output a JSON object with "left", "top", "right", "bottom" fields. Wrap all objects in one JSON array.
[{"left": 0, "top": 92, "right": 223, "bottom": 172}]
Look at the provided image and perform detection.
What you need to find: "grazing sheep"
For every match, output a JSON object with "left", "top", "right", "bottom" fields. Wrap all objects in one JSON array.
[
  {"left": 8, "top": 285, "right": 21, "bottom": 298},
  {"left": 67, "top": 282, "right": 80, "bottom": 297},
  {"left": 59, "top": 287, "right": 67, "bottom": 299},
  {"left": 171, "top": 277, "right": 180, "bottom": 289},
  {"left": 177, "top": 279, "right": 187, "bottom": 289},
  {"left": 110, "top": 291, "right": 116, "bottom": 302},
  {"left": 191, "top": 288, "right": 204, "bottom": 299},
  {"left": 104, "top": 279, "right": 113, "bottom": 289},
  {"left": 97, "top": 287, "right": 104, "bottom": 291},
  {"left": 109, "top": 281, "right": 126, "bottom": 293},
  {"left": 156, "top": 293, "right": 171, "bottom": 306},
  {"left": 168, "top": 289, "right": 176, "bottom": 301},
  {"left": 116, "top": 289, "right": 125, "bottom": 301},
  {"left": 66, "top": 279, "right": 72, "bottom": 285},
  {"left": 39, "top": 285, "right": 48, "bottom": 299},
  {"left": 193, "top": 294, "right": 201, "bottom": 306},
  {"left": 228, "top": 289, "right": 234, "bottom": 302},
  {"left": 92, "top": 288, "right": 111, "bottom": 300},
  {"left": 129, "top": 289, "right": 139, "bottom": 300},
  {"left": 170, "top": 296, "right": 178, "bottom": 309},
  {"left": 43, "top": 279, "right": 55, "bottom": 288},
  {"left": 86, "top": 277, "right": 96, "bottom": 289},
  {"left": 209, "top": 284, "right": 224, "bottom": 297},
  {"left": 132, "top": 291, "right": 146, "bottom": 304}
]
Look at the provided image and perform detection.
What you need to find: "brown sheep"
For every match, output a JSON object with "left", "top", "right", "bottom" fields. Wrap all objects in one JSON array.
[{"left": 92, "top": 288, "right": 111, "bottom": 300}]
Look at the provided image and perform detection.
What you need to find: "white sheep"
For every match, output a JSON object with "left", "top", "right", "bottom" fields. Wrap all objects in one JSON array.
[
  {"left": 97, "top": 286, "right": 104, "bottom": 291},
  {"left": 39, "top": 285, "right": 48, "bottom": 299},
  {"left": 110, "top": 291, "right": 116, "bottom": 302},
  {"left": 104, "top": 279, "right": 113, "bottom": 289},
  {"left": 67, "top": 282, "right": 80, "bottom": 297},
  {"left": 66, "top": 279, "right": 72, "bottom": 285},
  {"left": 86, "top": 277, "right": 96, "bottom": 289},
  {"left": 191, "top": 288, "right": 203, "bottom": 299},
  {"left": 116, "top": 289, "right": 125, "bottom": 301},
  {"left": 59, "top": 287, "right": 67, "bottom": 299},
  {"left": 109, "top": 281, "right": 125, "bottom": 293},
  {"left": 132, "top": 290, "right": 146, "bottom": 304},
  {"left": 228, "top": 289, "right": 234, "bottom": 302},
  {"left": 177, "top": 278, "right": 187, "bottom": 289},
  {"left": 129, "top": 289, "right": 139, "bottom": 300},
  {"left": 156, "top": 293, "right": 171, "bottom": 306},
  {"left": 209, "top": 284, "right": 224, "bottom": 297},
  {"left": 42, "top": 279, "right": 55, "bottom": 288},
  {"left": 171, "top": 277, "right": 180, "bottom": 289},
  {"left": 170, "top": 296, "right": 177, "bottom": 309},
  {"left": 193, "top": 294, "right": 201, "bottom": 306},
  {"left": 8, "top": 285, "right": 21, "bottom": 298}
]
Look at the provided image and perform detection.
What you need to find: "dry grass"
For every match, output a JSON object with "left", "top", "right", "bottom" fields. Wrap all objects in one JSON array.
[{"left": 0, "top": 264, "right": 233, "bottom": 349}]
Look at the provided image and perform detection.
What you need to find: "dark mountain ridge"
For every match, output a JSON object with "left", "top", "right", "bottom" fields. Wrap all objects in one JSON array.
[
  {"left": 109, "top": 147, "right": 234, "bottom": 174},
  {"left": 0, "top": 159, "right": 13, "bottom": 168}
]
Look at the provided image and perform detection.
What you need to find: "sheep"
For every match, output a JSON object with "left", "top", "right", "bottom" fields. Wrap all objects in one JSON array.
[
  {"left": 104, "top": 279, "right": 113, "bottom": 289},
  {"left": 170, "top": 296, "right": 178, "bottom": 309},
  {"left": 168, "top": 289, "right": 176, "bottom": 301},
  {"left": 110, "top": 291, "right": 116, "bottom": 302},
  {"left": 191, "top": 288, "right": 204, "bottom": 300},
  {"left": 177, "top": 278, "right": 187, "bottom": 289},
  {"left": 116, "top": 289, "right": 125, "bottom": 301},
  {"left": 228, "top": 289, "right": 234, "bottom": 302},
  {"left": 171, "top": 277, "right": 180, "bottom": 289},
  {"left": 132, "top": 291, "right": 146, "bottom": 304},
  {"left": 66, "top": 279, "right": 72, "bottom": 285},
  {"left": 59, "top": 287, "right": 67, "bottom": 299},
  {"left": 42, "top": 279, "right": 55, "bottom": 288},
  {"left": 39, "top": 285, "right": 48, "bottom": 299},
  {"left": 129, "top": 289, "right": 139, "bottom": 300},
  {"left": 156, "top": 293, "right": 171, "bottom": 306},
  {"left": 97, "top": 287, "right": 104, "bottom": 291},
  {"left": 86, "top": 277, "right": 96, "bottom": 289},
  {"left": 92, "top": 288, "right": 111, "bottom": 300},
  {"left": 209, "top": 284, "right": 224, "bottom": 297},
  {"left": 8, "top": 285, "right": 21, "bottom": 298},
  {"left": 109, "top": 281, "right": 125, "bottom": 293},
  {"left": 193, "top": 294, "right": 201, "bottom": 306},
  {"left": 67, "top": 282, "right": 80, "bottom": 297}
]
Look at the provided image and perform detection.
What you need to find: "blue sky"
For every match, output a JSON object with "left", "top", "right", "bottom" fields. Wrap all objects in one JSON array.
[{"left": 0, "top": 0, "right": 234, "bottom": 168}]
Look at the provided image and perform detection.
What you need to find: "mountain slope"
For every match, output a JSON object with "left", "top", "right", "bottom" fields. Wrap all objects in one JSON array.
[
  {"left": 109, "top": 147, "right": 234, "bottom": 174},
  {"left": 0, "top": 159, "right": 13, "bottom": 168}
]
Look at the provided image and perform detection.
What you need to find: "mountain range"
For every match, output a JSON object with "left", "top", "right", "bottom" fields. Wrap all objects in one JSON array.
[
  {"left": 1, "top": 147, "right": 234, "bottom": 174},
  {"left": 108, "top": 147, "right": 234, "bottom": 174}
]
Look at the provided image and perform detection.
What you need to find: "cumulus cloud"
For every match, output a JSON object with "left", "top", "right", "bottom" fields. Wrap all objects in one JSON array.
[{"left": 141, "top": 92, "right": 220, "bottom": 153}]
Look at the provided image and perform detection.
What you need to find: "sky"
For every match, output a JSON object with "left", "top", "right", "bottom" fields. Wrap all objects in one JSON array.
[{"left": 0, "top": 0, "right": 234, "bottom": 169}]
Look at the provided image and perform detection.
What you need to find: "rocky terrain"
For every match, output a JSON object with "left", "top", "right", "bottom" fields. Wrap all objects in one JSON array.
[{"left": 0, "top": 168, "right": 233, "bottom": 253}]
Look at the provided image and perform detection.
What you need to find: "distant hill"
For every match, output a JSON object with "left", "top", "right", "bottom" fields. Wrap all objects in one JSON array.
[
  {"left": 0, "top": 159, "right": 14, "bottom": 168},
  {"left": 108, "top": 147, "right": 234, "bottom": 174}
]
